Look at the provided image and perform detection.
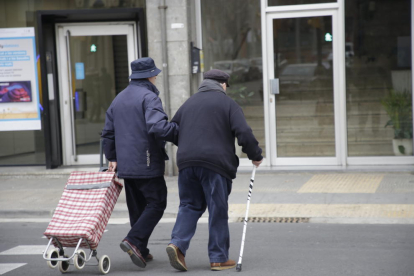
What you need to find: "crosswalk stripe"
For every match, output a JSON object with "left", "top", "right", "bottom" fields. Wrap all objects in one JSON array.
[
  {"left": 0, "top": 246, "right": 45, "bottom": 255},
  {"left": 107, "top": 218, "right": 129, "bottom": 224},
  {"left": 0, "top": 263, "right": 26, "bottom": 275},
  {"left": 0, "top": 218, "right": 50, "bottom": 223}
]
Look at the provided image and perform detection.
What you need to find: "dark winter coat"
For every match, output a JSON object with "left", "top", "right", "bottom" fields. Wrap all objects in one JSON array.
[
  {"left": 101, "top": 79, "right": 178, "bottom": 179},
  {"left": 172, "top": 79, "right": 263, "bottom": 180}
]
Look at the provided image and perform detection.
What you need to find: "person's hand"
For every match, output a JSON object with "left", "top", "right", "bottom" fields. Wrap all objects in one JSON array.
[
  {"left": 108, "top": 161, "right": 117, "bottom": 172},
  {"left": 252, "top": 158, "right": 263, "bottom": 167}
]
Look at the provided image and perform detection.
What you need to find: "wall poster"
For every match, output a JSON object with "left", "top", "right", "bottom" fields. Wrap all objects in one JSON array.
[{"left": 0, "top": 27, "right": 41, "bottom": 131}]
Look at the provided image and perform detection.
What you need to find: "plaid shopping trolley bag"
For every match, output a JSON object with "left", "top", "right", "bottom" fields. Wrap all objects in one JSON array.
[{"left": 43, "top": 171, "right": 122, "bottom": 274}]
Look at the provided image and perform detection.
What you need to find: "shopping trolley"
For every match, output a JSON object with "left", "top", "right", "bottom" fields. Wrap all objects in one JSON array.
[{"left": 42, "top": 170, "right": 122, "bottom": 274}]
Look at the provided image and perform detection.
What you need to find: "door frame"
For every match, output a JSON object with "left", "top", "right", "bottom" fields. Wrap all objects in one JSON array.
[
  {"left": 55, "top": 22, "right": 138, "bottom": 165},
  {"left": 261, "top": 1, "right": 347, "bottom": 167}
]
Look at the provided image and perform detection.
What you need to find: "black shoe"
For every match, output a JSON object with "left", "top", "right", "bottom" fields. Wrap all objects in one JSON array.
[{"left": 120, "top": 239, "right": 146, "bottom": 268}]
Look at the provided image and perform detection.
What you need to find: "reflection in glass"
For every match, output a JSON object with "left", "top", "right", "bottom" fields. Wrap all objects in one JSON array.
[
  {"left": 0, "top": 130, "right": 46, "bottom": 165},
  {"left": 345, "top": 0, "right": 412, "bottom": 156},
  {"left": 273, "top": 16, "right": 335, "bottom": 157},
  {"left": 201, "top": 0, "right": 265, "bottom": 158},
  {"left": 268, "top": 0, "right": 336, "bottom": 6},
  {"left": 69, "top": 35, "right": 128, "bottom": 155}
]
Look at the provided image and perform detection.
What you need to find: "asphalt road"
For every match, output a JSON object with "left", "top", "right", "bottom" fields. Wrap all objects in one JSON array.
[{"left": 1, "top": 221, "right": 414, "bottom": 276}]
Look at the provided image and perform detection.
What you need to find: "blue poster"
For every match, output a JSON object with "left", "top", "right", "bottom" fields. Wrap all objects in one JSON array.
[
  {"left": 75, "top": 62, "right": 85, "bottom": 80},
  {"left": 0, "top": 27, "right": 41, "bottom": 131}
]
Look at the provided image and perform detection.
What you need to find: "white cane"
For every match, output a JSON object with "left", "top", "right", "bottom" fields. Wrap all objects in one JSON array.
[{"left": 236, "top": 165, "right": 257, "bottom": 272}]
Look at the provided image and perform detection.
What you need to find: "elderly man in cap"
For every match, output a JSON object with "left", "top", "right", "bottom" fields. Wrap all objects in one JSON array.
[
  {"left": 166, "top": 69, "right": 263, "bottom": 271},
  {"left": 101, "top": 57, "right": 178, "bottom": 268}
]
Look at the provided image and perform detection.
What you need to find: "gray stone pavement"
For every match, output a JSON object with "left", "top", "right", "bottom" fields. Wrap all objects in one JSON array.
[{"left": 1, "top": 165, "right": 414, "bottom": 224}]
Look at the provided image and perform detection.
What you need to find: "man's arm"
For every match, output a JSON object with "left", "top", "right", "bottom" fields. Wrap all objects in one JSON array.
[
  {"left": 230, "top": 107, "right": 263, "bottom": 166},
  {"left": 101, "top": 106, "right": 117, "bottom": 168},
  {"left": 145, "top": 96, "right": 179, "bottom": 145}
]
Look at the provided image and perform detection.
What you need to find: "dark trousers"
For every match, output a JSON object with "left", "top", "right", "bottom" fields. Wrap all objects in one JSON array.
[
  {"left": 170, "top": 166, "right": 232, "bottom": 263},
  {"left": 124, "top": 177, "right": 167, "bottom": 257}
]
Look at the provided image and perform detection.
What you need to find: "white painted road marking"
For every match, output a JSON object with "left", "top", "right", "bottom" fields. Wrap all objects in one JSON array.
[
  {"left": 0, "top": 245, "right": 45, "bottom": 255},
  {"left": 107, "top": 218, "right": 129, "bottom": 224},
  {"left": 0, "top": 218, "right": 50, "bottom": 223},
  {"left": 0, "top": 263, "right": 26, "bottom": 275}
]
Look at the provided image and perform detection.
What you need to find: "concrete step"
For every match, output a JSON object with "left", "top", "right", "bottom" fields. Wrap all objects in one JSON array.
[
  {"left": 244, "top": 111, "right": 391, "bottom": 128},
  {"left": 275, "top": 141, "right": 395, "bottom": 157},
  {"left": 276, "top": 87, "right": 388, "bottom": 101},
  {"left": 347, "top": 141, "right": 395, "bottom": 156},
  {"left": 249, "top": 129, "right": 397, "bottom": 157},
  {"left": 275, "top": 129, "right": 394, "bottom": 142},
  {"left": 272, "top": 116, "right": 391, "bottom": 130},
  {"left": 239, "top": 94, "right": 404, "bottom": 157},
  {"left": 242, "top": 100, "right": 390, "bottom": 118}
]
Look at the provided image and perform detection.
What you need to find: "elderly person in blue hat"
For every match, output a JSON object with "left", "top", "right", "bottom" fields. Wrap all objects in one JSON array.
[{"left": 101, "top": 57, "right": 178, "bottom": 269}]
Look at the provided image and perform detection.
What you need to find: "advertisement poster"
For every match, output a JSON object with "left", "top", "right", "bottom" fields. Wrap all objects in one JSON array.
[{"left": 0, "top": 27, "right": 41, "bottom": 131}]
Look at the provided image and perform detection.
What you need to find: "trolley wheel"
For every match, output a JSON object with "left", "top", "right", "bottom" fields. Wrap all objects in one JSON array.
[
  {"left": 58, "top": 255, "right": 70, "bottom": 274},
  {"left": 74, "top": 249, "right": 86, "bottom": 270},
  {"left": 46, "top": 248, "right": 59, "bottom": 269},
  {"left": 98, "top": 255, "right": 110, "bottom": 274}
]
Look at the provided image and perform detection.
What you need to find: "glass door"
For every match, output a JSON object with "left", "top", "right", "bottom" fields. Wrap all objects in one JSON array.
[
  {"left": 267, "top": 9, "right": 342, "bottom": 166},
  {"left": 56, "top": 23, "right": 137, "bottom": 165}
]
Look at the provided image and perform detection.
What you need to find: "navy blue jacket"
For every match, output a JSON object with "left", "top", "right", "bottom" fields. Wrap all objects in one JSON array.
[
  {"left": 101, "top": 79, "right": 178, "bottom": 179},
  {"left": 172, "top": 79, "right": 263, "bottom": 180}
]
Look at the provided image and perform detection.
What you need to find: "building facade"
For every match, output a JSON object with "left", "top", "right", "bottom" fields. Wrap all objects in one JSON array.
[{"left": 0, "top": 0, "right": 412, "bottom": 171}]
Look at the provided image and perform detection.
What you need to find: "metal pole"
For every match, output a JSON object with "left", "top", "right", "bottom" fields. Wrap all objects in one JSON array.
[
  {"left": 65, "top": 30, "right": 77, "bottom": 162},
  {"left": 159, "top": 0, "right": 174, "bottom": 176},
  {"left": 195, "top": 0, "right": 204, "bottom": 83}
]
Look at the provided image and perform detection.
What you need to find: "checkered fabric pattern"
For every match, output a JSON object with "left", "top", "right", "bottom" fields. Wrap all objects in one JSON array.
[{"left": 44, "top": 171, "right": 123, "bottom": 250}]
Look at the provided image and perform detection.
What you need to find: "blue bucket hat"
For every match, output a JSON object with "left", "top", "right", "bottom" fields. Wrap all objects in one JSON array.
[{"left": 129, "top": 57, "right": 162, "bottom": 79}]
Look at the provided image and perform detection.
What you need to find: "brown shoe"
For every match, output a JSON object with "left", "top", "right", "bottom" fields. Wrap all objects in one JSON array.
[
  {"left": 145, "top": 253, "right": 153, "bottom": 262},
  {"left": 166, "top": 243, "right": 187, "bottom": 271},
  {"left": 210, "top": 259, "right": 236, "bottom": 271},
  {"left": 120, "top": 239, "right": 146, "bottom": 268}
]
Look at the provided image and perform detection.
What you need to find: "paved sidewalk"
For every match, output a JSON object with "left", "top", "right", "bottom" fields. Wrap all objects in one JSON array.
[{"left": 0, "top": 166, "right": 414, "bottom": 224}]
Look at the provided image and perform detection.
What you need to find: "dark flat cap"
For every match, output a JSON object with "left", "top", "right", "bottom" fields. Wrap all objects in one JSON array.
[{"left": 203, "top": 69, "right": 230, "bottom": 87}]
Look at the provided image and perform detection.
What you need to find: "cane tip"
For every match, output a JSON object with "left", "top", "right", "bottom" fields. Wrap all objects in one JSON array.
[{"left": 236, "top": 264, "right": 242, "bottom": 272}]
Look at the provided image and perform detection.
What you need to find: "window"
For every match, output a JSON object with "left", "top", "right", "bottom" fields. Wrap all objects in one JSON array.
[{"left": 345, "top": 0, "right": 412, "bottom": 157}]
